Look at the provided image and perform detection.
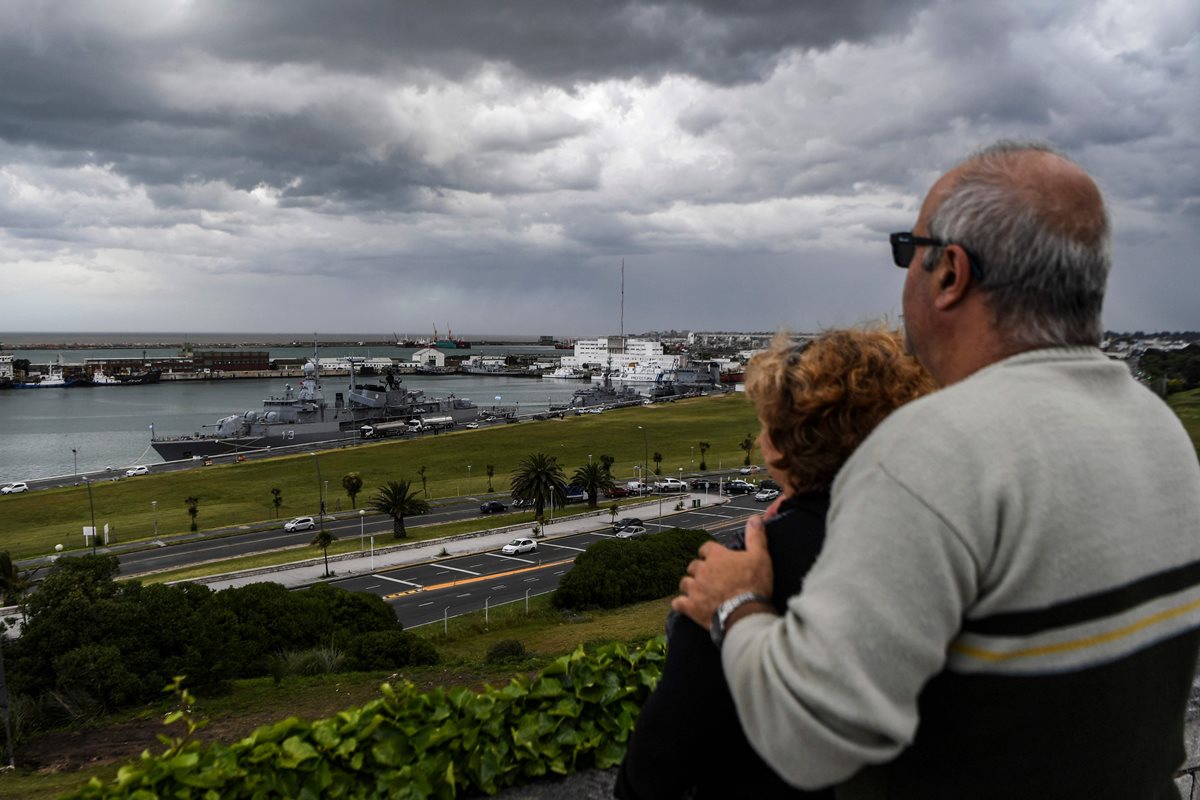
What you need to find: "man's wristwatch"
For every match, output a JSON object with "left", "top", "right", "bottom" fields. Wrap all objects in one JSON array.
[{"left": 710, "top": 591, "right": 771, "bottom": 647}]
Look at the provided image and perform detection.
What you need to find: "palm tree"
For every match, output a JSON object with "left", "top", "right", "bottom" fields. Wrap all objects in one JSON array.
[
  {"left": 571, "top": 462, "right": 614, "bottom": 509},
  {"left": 599, "top": 454, "right": 616, "bottom": 477},
  {"left": 369, "top": 480, "right": 430, "bottom": 539},
  {"left": 185, "top": 496, "right": 200, "bottom": 532},
  {"left": 416, "top": 466, "right": 428, "bottom": 498},
  {"left": 270, "top": 487, "right": 283, "bottom": 518},
  {"left": 311, "top": 527, "right": 337, "bottom": 577},
  {"left": 341, "top": 472, "right": 364, "bottom": 508},
  {"left": 652, "top": 451, "right": 663, "bottom": 476},
  {"left": 510, "top": 453, "right": 567, "bottom": 520},
  {"left": 739, "top": 434, "right": 755, "bottom": 466},
  {"left": 485, "top": 464, "right": 495, "bottom": 493},
  {"left": 698, "top": 441, "right": 710, "bottom": 471}
]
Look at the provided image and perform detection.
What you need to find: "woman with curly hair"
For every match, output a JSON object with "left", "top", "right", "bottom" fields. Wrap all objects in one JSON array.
[{"left": 615, "top": 327, "right": 934, "bottom": 800}]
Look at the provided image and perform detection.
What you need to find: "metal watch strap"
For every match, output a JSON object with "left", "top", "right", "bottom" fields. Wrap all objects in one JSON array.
[{"left": 710, "top": 591, "right": 770, "bottom": 648}]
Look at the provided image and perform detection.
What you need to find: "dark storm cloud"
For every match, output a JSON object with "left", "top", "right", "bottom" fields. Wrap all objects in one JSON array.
[
  {"left": 0, "top": 0, "right": 1194, "bottom": 334},
  {"left": 191, "top": 0, "right": 930, "bottom": 86}
]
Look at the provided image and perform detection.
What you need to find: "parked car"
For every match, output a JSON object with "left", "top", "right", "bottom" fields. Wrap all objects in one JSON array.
[
  {"left": 653, "top": 477, "right": 688, "bottom": 493},
  {"left": 740, "top": 465, "right": 762, "bottom": 474},
  {"left": 480, "top": 500, "right": 508, "bottom": 514},
  {"left": 501, "top": 537, "right": 538, "bottom": 555},
  {"left": 724, "top": 479, "right": 757, "bottom": 495},
  {"left": 564, "top": 487, "right": 588, "bottom": 504},
  {"left": 125, "top": 465, "right": 150, "bottom": 477},
  {"left": 689, "top": 478, "right": 720, "bottom": 491},
  {"left": 614, "top": 525, "right": 649, "bottom": 539},
  {"left": 626, "top": 481, "right": 653, "bottom": 495},
  {"left": 284, "top": 516, "right": 316, "bottom": 531},
  {"left": 604, "top": 486, "right": 632, "bottom": 499},
  {"left": 758, "top": 478, "right": 781, "bottom": 491},
  {"left": 612, "top": 517, "right": 644, "bottom": 534},
  {"left": 1, "top": 482, "right": 29, "bottom": 495},
  {"left": 464, "top": 422, "right": 480, "bottom": 429},
  {"left": 754, "top": 488, "right": 780, "bottom": 502}
]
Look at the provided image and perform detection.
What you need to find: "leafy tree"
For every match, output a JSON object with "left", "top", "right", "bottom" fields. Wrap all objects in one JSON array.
[
  {"left": 739, "top": 434, "right": 754, "bottom": 467},
  {"left": 185, "top": 496, "right": 200, "bottom": 532},
  {"left": 652, "top": 451, "right": 663, "bottom": 476},
  {"left": 698, "top": 441, "right": 710, "bottom": 471},
  {"left": 571, "top": 462, "right": 614, "bottom": 509},
  {"left": 341, "top": 472, "right": 364, "bottom": 508},
  {"left": 485, "top": 464, "right": 495, "bottom": 493},
  {"left": 311, "top": 527, "right": 337, "bottom": 577},
  {"left": 269, "top": 487, "right": 283, "bottom": 519},
  {"left": 369, "top": 480, "right": 430, "bottom": 539},
  {"left": 416, "top": 466, "right": 428, "bottom": 498},
  {"left": 0, "top": 551, "right": 28, "bottom": 606},
  {"left": 510, "top": 453, "right": 567, "bottom": 520}
]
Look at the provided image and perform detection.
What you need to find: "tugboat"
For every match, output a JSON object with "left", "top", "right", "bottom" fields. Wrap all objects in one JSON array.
[
  {"left": 149, "top": 357, "right": 485, "bottom": 461},
  {"left": 11, "top": 356, "right": 77, "bottom": 388}
]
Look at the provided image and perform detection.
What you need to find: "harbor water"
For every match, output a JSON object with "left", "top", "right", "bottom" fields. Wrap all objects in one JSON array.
[{"left": 0, "top": 373, "right": 588, "bottom": 483}]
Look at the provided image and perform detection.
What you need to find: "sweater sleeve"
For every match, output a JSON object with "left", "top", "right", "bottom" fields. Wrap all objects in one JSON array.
[{"left": 720, "top": 463, "right": 980, "bottom": 789}]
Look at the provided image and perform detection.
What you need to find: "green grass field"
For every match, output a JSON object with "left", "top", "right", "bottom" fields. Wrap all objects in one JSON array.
[{"left": 0, "top": 394, "right": 760, "bottom": 560}]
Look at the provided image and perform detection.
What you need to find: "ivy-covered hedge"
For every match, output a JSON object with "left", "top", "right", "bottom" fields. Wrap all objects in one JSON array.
[
  {"left": 552, "top": 527, "right": 711, "bottom": 610},
  {"left": 65, "top": 637, "right": 667, "bottom": 800}
]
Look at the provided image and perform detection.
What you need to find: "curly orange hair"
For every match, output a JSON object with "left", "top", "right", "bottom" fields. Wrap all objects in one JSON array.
[{"left": 744, "top": 328, "right": 935, "bottom": 494}]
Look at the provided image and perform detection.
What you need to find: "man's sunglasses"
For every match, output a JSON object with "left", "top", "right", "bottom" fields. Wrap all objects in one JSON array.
[{"left": 890, "top": 232, "right": 984, "bottom": 281}]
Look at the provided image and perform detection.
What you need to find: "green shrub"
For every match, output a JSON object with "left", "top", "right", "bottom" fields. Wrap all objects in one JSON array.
[
  {"left": 485, "top": 638, "right": 528, "bottom": 664},
  {"left": 270, "top": 645, "right": 347, "bottom": 680},
  {"left": 552, "top": 528, "right": 711, "bottom": 610},
  {"left": 346, "top": 630, "right": 440, "bottom": 671},
  {"left": 8, "top": 555, "right": 412, "bottom": 715},
  {"left": 64, "top": 637, "right": 667, "bottom": 800}
]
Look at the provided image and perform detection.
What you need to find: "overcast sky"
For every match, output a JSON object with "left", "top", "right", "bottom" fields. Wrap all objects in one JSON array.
[{"left": 0, "top": 0, "right": 1195, "bottom": 337}]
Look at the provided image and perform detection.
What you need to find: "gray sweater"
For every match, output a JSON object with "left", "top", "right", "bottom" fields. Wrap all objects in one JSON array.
[{"left": 722, "top": 347, "right": 1200, "bottom": 797}]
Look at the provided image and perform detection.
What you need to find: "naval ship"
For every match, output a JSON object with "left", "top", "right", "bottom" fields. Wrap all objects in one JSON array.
[{"left": 149, "top": 358, "right": 486, "bottom": 461}]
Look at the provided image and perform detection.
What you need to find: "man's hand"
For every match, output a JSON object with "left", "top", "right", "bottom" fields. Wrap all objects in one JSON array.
[{"left": 672, "top": 514, "right": 774, "bottom": 630}]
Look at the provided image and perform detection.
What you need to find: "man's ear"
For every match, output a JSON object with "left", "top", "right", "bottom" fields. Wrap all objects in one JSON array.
[{"left": 932, "top": 244, "right": 973, "bottom": 310}]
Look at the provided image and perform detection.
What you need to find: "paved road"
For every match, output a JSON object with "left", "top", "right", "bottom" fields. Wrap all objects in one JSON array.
[{"left": 329, "top": 495, "right": 762, "bottom": 629}]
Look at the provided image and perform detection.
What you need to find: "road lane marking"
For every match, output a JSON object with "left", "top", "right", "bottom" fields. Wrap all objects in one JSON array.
[
  {"left": 523, "top": 577, "right": 538, "bottom": 582},
  {"left": 538, "top": 542, "right": 585, "bottom": 551},
  {"left": 486, "top": 552, "right": 536, "bottom": 564},
  {"left": 419, "top": 602, "right": 433, "bottom": 607},
  {"left": 456, "top": 593, "right": 472, "bottom": 598},
  {"left": 435, "top": 564, "right": 481, "bottom": 576},
  {"left": 373, "top": 574, "right": 423, "bottom": 588},
  {"left": 382, "top": 557, "right": 574, "bottom": 600}
]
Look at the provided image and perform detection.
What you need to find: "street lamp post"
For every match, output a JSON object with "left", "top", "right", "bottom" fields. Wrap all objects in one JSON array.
[
  {"left": 72, "top": 448, "right": 78, "bottom": 485},
  {"left": 310, "top": 453, "right": 325, "bottom": 533},
  {"left": 84, "top": 477, "right": 97, "bottom": 556},
  {"left": 152, "top": 500, "right": 159, "bottom": 543},
  {"left": 638, "top": 426, "right": 648, "bottom": 486},
  {"left": 690, "top": 446, "right": 694, "bottom": 471},
  {"left": 467, "top": 465, "right": 472, "bottom": 495},
  {"left": 359, "top": 509, "right": 365, "bottom": 552}
]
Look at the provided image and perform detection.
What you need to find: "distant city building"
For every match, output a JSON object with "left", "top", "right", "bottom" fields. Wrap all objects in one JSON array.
[{"left": 191, "top": 350, "right": 270, "bottom": 371}]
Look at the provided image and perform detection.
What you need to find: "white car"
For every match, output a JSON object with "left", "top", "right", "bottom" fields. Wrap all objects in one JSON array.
[
  {"left": 653, "top": 478, "right": 688, "bottom": 493},
  {"left": 284, "top": 516, "right": 316, "bottom": 532},
  {"left": 754, "top": 488, "right": 780, "bottom": 502},
  {"left": 464, "top": 422, "right": 480, "bottom": 429},
  {"left": 502, "top": 538, "right": 538, "bottom": 555},
  {"left": 125, "top": 465, "right": 150, "bottom": 477},
  {"left": 614, "top": 525, "right": 648, "bottom": 539},
  {"left": 1, "top": 482, "right": 29, "bottom": 495},
  {"left": 740, "top": 465, "right": 762, "bottom": 474}
]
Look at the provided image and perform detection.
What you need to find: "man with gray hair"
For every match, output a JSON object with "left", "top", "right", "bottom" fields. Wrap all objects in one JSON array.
[{"left": 673, "top": 142, "right": 1200, "bottom": 798}]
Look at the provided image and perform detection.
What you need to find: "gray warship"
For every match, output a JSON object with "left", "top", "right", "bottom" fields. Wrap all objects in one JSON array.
[{"left": 149, "top": 358, "right": 488, "bottom": 461}]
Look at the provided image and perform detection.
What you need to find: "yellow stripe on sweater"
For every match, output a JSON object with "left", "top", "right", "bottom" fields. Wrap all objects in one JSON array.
[{"left": 952, "top": 594, "right": 1200, "bottom": 663}]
